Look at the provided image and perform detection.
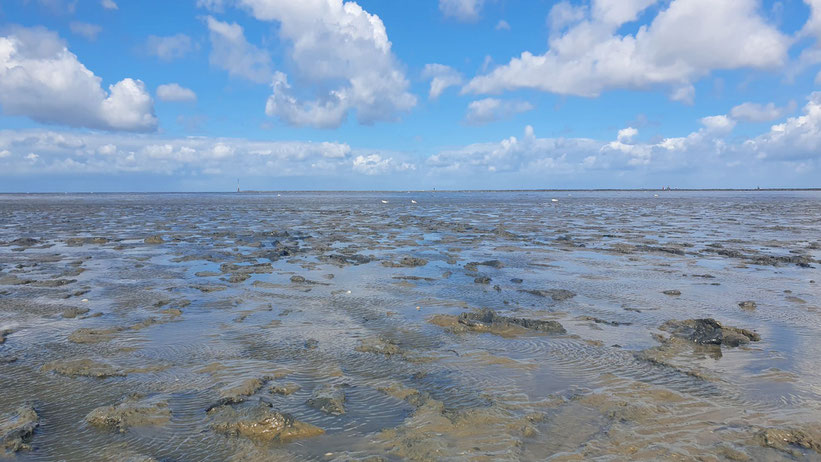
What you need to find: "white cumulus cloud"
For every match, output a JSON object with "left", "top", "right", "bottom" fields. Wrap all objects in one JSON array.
[
  {"left": 439, "top": 0, "right": 484, "bottom": 22},
  {"left": 465, "top": 98, "right": 533, "bottom": 125},
  {"left": 157, "top": 83, "right": 197, "bottom": 102},
  {"left": 69, "top": 22, "right": 102, "bottom": 41},
  {"left": 237, "top": 0, "right": 416, "bottom": 128},
  {"left": 206, "top": 16, "right": 273, "bottom": 84},
  {"left": 730, "top": 101, "right": 796, "bottom": 123},
  {"left": 465, "top": 0, "right": 789, "bottom": 103},
  {"left": 0, "top": 26, "right": 157, "bottom": 132},
  {"left": 146, "top": 34, "right": 194, "bottom": 61},
  {"left": 422, "top": 64, "right": 463, "bottom": 100}
]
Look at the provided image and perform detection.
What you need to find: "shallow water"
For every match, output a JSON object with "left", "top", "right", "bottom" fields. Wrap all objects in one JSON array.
[{"left": 1, "top": 191, "right": 820, "bottom": 461}]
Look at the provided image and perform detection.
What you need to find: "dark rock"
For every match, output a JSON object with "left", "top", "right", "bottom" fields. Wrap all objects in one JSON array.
[
  {"left": 510, "top": 278, "right": 523, "bottom": 284},
  {"left": 662, "top": 290, "right": 681, "bottom": 296},
  {"left": 290, "top": 275, "right": 307, "bottom": 283},
  {"left": 474, "top": 276, "right": 491, "bottom": 284}
]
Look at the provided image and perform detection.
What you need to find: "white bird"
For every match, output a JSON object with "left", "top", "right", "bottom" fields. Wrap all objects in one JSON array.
[
  {"left": 654, "top": 194, "right": 659, "bottom": 197},
  {"left": 411, "top": 200, "right": 417, "bottom": 204},
  {"left": 551, "top": 199, "right": 558, "bottom": 202},
  {"left": 381, "top": 200, "right": 388, "bottom": 204}
]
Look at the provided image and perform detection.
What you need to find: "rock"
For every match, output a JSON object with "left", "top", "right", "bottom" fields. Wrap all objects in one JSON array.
[
  {"left": 662, "top": 289, "right": 681, "bottom": 296},
  {"left": 756, "top": 427, "right": 821, "bottom": 455},
  {"left": 474, "top": 276, "right": 491, "bottom": 284},
  {"left": 510, "top": 278, "right": 523, "bottom": 284},
  {"left": 42, "top": 358, "right": 126, "bottom": 378},
  {"left": 86, "top": 396, "right": 171, "bottom": 432},
  {"left": 356, "top": 337, "right": 403, "bottom": 357},
  {"left": 306, "top": 385, "right": 346, "bottom": 415},
  {"left": 1, "top": 406, "right": 38, "bottom": 454},
  {"left": 62, "top": 307, "right": 90, "bottom": 318},
  {"left": 659, "top": 318, "right": 760, "bottom": 347},
  {"left": 0, "top": 329, "right": 11, "bottom": 344},
  {"left": 270, "top": 384, "right": 301, "bottom": 396},
  {"left": 290, "top": 275, "right": 306, "bottom": 283},
  {"left": 738, "top": 301, "right": 757, "bottom": 310},
  {"left": 143, "top": 235, "right": 164, "bottom": 244},
  {"left": 522, "top": 289, "right": 576, "bottom": 301},
  {"left": 210, "top": 403, "right": 324, "bottom": 442}
]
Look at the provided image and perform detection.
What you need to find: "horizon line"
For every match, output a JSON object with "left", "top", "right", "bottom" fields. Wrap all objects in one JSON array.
[{"left": 1, "top": 188, "right": 820, "bottom": 194}]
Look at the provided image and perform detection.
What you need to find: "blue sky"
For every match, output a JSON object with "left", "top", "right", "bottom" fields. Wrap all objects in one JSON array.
[{"left": 1, "top": 0, "right": 820, "bottom": 191}]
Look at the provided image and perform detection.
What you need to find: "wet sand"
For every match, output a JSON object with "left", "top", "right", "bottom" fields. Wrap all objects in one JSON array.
[{"left": 1, "top": 191, "right": 820, "bottom": 461}]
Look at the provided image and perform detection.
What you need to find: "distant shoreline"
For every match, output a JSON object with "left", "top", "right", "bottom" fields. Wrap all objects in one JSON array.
[{"left": 1, "top": 188, "right": 820, "bottom": 194}]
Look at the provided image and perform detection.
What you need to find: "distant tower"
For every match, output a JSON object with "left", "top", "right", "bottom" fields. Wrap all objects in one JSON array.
[{"left": 237, "top": 179, "right": 240, "bottom": 193}]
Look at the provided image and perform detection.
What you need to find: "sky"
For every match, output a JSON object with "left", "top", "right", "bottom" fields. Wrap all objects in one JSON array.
[{"left": 1, "top": 0, "right": 820, "bottom": 191}]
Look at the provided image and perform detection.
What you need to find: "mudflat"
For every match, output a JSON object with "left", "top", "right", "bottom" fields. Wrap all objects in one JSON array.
[{"left": 1, "top": 190, "right": 820, "bottom": 461}]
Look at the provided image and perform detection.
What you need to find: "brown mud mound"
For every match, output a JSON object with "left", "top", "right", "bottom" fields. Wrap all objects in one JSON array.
[
  {"left": 521, "top": 288, "right": 577, "bottom": 301},
  {"left": 355, "top": 337, "right": 403, "bottom": 357},
  {"left": 210, "top": 403, "right": 324, "bottom": 442},
  {"left": 1, "top": 406, "right": 39, "bottom": 454},
  {"left": 306, "top": 384, "right": 346, "bottom": 415},
  {"left": 382, "top": 256, "right": 428, "bottom": 268},
  {"left": 660, "top": 318, "right": 760, "bottom": 347},
  {"left": 430, "top": 308, "right": 566, "bottom": 337},
  {"left": 41, "top": 358, "right": 126, "bottom": 378},
  {"left": 377, "top": 398, "right": 538, "bottom": 460},
  {"left": 86, "top": 395, "right": 171, "bottom": 432},
  {"left": 207, "top": 378, "right": 267, "bottom": 410},
  {"left": 756, "top": 427, "right": 821, "bottom": 456},
  {"left": 68, "top": 327, "right": 124, "bottom": 344}
]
